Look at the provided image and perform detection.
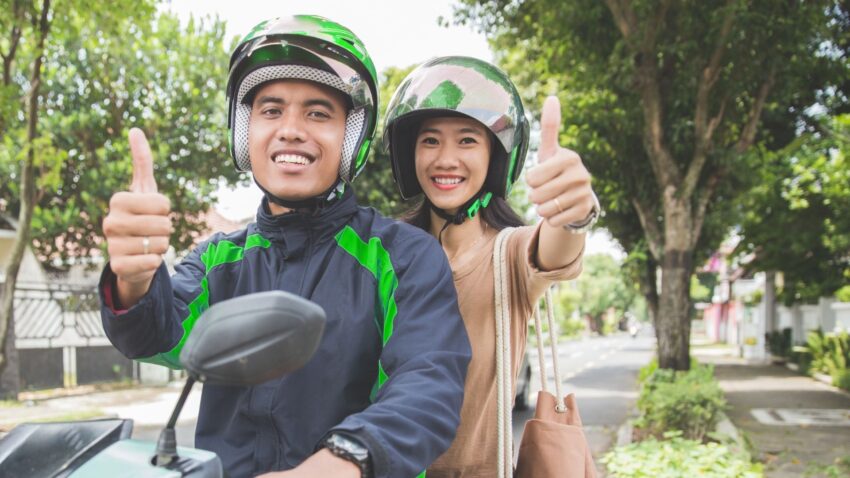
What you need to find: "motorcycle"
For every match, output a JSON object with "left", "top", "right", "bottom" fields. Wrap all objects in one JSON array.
[{"left": 0, "top": 290, "right": 326, "bottom": 478}]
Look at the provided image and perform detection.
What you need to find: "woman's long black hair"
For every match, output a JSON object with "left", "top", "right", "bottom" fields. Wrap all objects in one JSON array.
[{"left": 401, "top": 195, "right": 525, "bottom": 232}]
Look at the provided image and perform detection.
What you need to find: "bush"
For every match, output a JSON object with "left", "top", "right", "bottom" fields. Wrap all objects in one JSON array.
[
  {"left": 634, "top": 363, "right": 726, "bottom": 442},
  {"left": 836, "top": 285, "right": 850, "bottom": 303},
  {"left": 559, "top": 317, "right": 585, "bottom": 339},
  {"left": 833, "top": 369, "right": 850, "bottom": 392},
  {"left": 602, "top": 432, "right": 763, "bottom": 478},
  {"left": 796, "top": 330, "right": 850, "bottom": 383},
  {"left": 765, "top": 328, "right": 792, "bottom": 358}
]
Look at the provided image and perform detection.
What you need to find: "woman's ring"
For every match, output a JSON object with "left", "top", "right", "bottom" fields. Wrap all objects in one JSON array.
[
  {"left": 142, "top": 236, "right": 150, "bottom": 255},
  {"left": 553, "top": 197, "right": 563, "bottom": 213}
]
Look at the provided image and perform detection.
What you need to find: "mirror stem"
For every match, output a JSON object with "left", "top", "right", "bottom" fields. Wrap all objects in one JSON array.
[{"left": 155, "top": 376, "right": 196, "bottom": 467}]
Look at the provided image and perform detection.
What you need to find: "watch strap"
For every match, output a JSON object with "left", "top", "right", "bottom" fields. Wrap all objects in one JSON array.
[{"left": 323, "top": 433, "right": 372, "bottom": 478}]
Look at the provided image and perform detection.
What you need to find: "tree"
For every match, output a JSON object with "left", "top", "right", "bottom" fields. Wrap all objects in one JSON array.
[
  {"left": 356, "top": 65, "right": 416, "bottom": 217},
  {"left": 1, "top": 0, "right": 65, "bottom": 390},
  {"left": 736, "top": 114, "right": 850, "bottom": 303},
  {"left": 453, "top": 0, "right": 845, "bottom": 369},
  {"left": 0, "top": 2, "right": 241, "bottom": 390},
  {"left": 1, "top": 11, "right": 240, "bottom": 266},
  {"left": 574, "top": 253, "right": 639, "bottom": 332}
]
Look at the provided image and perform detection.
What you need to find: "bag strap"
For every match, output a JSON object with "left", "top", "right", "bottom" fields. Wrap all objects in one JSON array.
[
  {"left": 493, "top": 227, "right": 514, "bottom": 478},
  {"left": 533, "top": 288, "right": 567, "bottom": 413}
]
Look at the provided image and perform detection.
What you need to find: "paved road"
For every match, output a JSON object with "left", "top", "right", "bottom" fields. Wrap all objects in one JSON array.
[{"left": 513, "top": 331, "right": 655, "bottom": 465}]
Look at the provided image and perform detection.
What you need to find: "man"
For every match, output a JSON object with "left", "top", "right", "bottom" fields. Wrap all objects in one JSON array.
[{"left": 100, "top": 15, "right": 471, "bottom": 478}]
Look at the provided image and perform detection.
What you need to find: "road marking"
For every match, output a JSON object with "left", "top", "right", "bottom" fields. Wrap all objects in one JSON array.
[{"left": 751, "top": 408, "right": 850, "bottom": 426}]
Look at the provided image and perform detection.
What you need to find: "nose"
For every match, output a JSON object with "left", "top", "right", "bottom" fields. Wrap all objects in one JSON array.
[
  {"left": 275, "top": 110, "right": 306, "bottom": 143},
  {"left": 432, "top": 144, "right": 461, "bottom": 170}
]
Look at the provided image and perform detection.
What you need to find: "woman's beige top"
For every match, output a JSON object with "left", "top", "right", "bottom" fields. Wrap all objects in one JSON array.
[{"left": 427, "top": 224, "right": 583, "bottom": 478}]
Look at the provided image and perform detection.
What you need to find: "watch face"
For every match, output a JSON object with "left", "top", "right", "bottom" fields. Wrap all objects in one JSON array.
[{"left": 326, "top": 434, "right": 370, "bottom": 470}]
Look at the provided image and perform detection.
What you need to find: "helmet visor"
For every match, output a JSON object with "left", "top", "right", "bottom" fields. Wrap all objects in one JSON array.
[{"left": 227, "top": 34, "right": 374, "bottom": 112}]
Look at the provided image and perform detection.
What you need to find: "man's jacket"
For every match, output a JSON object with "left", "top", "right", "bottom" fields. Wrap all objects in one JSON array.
[{"left": 100, "top": 190, "right": 471, "bottom": 478}]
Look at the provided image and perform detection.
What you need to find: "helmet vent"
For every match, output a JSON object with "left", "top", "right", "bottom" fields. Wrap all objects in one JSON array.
[{"left": 340, "top": 108, "right": 365, "bottom": 182}]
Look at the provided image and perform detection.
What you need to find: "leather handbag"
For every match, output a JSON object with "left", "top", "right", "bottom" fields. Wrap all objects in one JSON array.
[{"left": 493, "top": 228, "right": 596, "bottom": 478}]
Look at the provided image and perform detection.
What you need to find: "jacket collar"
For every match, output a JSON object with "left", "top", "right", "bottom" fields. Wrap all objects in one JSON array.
[{"left": 255, "top": 187, "right": 358, "bottom": 258}]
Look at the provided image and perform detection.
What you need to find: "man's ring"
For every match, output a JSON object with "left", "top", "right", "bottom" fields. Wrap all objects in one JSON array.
[
  {"left": 142, "top": 236, "right": 150, "bottom": 255},
  {"left": 553, "top": 197, "right": 563, "bottom": 213}
]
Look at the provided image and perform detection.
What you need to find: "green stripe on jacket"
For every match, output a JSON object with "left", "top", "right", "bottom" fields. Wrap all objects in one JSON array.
[
  {"left": 333, "top": 225, "right": 398, "bottom": 401},
  {"left": 140, "top": 233, "right": 271, "bottom": 369}
]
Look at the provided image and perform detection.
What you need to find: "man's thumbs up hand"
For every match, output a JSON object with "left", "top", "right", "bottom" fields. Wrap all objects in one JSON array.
[
  {"left": 129, "top": 128, "right": 159, "bottom": 194},
  {"left": 526, "top": 96, "right": 597, "bottom": 230},
  {"left": 102, "top": 128, "right": 173, "bottom": 307}
]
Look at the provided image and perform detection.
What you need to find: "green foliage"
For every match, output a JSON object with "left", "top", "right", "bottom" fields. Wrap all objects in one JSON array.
[
  {"left": 637, "top": 358, "right": 659, "bottom": 384},
  {"left": 452, "top": 0, "right": 848, "bottom": 369},
  {"left": 736, "top": 114, "right": 850, "bottom": 304},
  {"left": 805, "top": 456, "right": 850, "bottom": 478},
  {"left": 635, "top": 363, "right": 727, "bottom": 442},
  {"left": 602, "top": 432, "right": 763, "bottom": 478},
  {"left": 836, "top": 286, "right": 850, "bottom": 303},
  {"left": 1, "top": 6, "right": 242, "bottom": 264},
  {"left": 355, "top": 65, "right": 416, "bottom": 218},
  {"left": 834, "top": 370, "right": 850, "bottom": 393},
  {"left": 765, "top": 328, "right": 792, "bottom": 358},
  {"left": 797, "top": 329, "right": 850, "bottom": 391},
  {"left": 574, "top": 253, "right": 639, "bottom": 323},
  {"left": 692, "top": 272, "right": 717, "bottom": 303}
]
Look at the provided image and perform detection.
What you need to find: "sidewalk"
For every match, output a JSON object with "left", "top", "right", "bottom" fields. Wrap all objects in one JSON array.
[
  {"left": 0, "top": 382, "right": 201, "bottom": 436},
  {"left": 694, "top": 346, "right": 850, "bottom": 477}
]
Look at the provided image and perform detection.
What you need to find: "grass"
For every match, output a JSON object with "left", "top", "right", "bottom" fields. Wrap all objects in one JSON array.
[{"left": 27, "top": 409, "right": 109, "bottom": 423}]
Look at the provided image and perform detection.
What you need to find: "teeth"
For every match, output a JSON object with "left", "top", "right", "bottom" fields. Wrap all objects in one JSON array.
[
  {"left": 273, "top": 154, "right": 311, "bottom": 165},
  {"left": 434, "top": 177, "right": 463, "bottom": 185}
]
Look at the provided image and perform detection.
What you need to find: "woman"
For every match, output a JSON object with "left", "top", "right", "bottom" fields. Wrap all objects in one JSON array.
[{"left": 382, "top": 56, "right": 600, "bottom": 477}]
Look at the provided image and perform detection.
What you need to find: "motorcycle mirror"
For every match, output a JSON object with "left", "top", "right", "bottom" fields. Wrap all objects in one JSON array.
[{"left": 179, "top": 291, "right": 326, "bottom": 386}]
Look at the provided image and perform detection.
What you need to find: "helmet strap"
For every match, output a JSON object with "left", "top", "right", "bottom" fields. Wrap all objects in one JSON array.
[
  {"left": 254, "top": 176, "right": 344, "bottom": 214},
  {"left": 429, "top": 191, "right": 493, "bottom": 245}
]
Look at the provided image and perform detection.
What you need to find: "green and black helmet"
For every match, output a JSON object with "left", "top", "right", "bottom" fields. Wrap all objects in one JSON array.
[
  {"left": 383, "top": 56, "right": 530, "bottom": 203},
  {"left": 226, "top": 15, "right": 378, "bottom": 185}
]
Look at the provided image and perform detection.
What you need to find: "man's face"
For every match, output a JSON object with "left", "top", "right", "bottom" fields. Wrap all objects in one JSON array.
[{"left": 248, "top": 79, "right": 347, "bottom": 204}]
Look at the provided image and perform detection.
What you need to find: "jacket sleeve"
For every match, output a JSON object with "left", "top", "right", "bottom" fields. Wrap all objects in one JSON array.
[
  {"left": 99, "top": 240, "right": 210, "bottom": 368},
  {"left": 327, "top": 233, "right": 472, "bottom": 478}
]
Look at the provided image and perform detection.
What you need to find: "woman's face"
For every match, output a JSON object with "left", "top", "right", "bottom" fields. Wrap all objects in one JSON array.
[{"left": 414, "top": 116, "right": 491, "bottom": 214}]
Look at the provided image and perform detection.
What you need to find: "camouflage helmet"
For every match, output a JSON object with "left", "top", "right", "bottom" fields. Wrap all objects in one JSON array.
[{"left": 382, "top": 56, "right": 529, "bottom": 200}]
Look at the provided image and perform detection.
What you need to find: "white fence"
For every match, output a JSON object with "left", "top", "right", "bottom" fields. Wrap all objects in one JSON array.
[{"left": 738, "top": 296, "right": 850, "bottom": 362}]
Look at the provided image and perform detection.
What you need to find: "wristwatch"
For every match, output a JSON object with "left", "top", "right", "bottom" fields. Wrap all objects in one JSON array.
[
  {"left": 564, "top": 190, "right": 601, "bottom": 234},
  {"left": 323, "top": 433, "right": 372, "bottom": 478}
]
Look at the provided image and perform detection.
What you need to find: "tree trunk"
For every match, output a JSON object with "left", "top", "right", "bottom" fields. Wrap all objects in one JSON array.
[
  {"left": 640, "top": 256, "right": 659, "bottom": 329},
  {"left": 0, "top": 0, "right": 51, "bottom": 380},
  {"left": 764, "top": 271, "right": 777, "bottom": 333},
  {"left": 655, "top": 190, "right": 695, "bottom": 371}
]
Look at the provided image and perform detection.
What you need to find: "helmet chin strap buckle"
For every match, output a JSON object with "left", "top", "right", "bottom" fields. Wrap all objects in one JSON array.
[
  {"left": 466, "top": 192, "right": 493, "bottom": 219},
  {"left": 431, "top": 190, "right": 493, "bottom": 245}
]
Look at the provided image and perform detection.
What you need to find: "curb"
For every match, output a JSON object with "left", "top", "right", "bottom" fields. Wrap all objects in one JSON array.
[
  {"left": 613, "top": 411, "right": 745, "bottom": 448},
  {"left": 783, "top": 363, "right": 850, "bottom": 399}
]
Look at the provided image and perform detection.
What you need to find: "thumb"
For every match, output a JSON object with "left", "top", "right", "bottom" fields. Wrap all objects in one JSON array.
[
  {"left": 537, "top": 95, "right": 562, "bottom": 162},
  {"left": 128, "top": 127, "right": 158, "bottom": 194}
]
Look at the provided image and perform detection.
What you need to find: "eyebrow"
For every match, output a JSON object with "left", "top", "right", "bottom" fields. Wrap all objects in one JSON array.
[
  {"left": 255, "top": 95, "right": 285, "bottom": 106},
  {"left": 254, "top": 95, "right": 338, "bottom": 113},
  {"left": 419, "top": 126, "right": 485, "bottom": 135}
]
